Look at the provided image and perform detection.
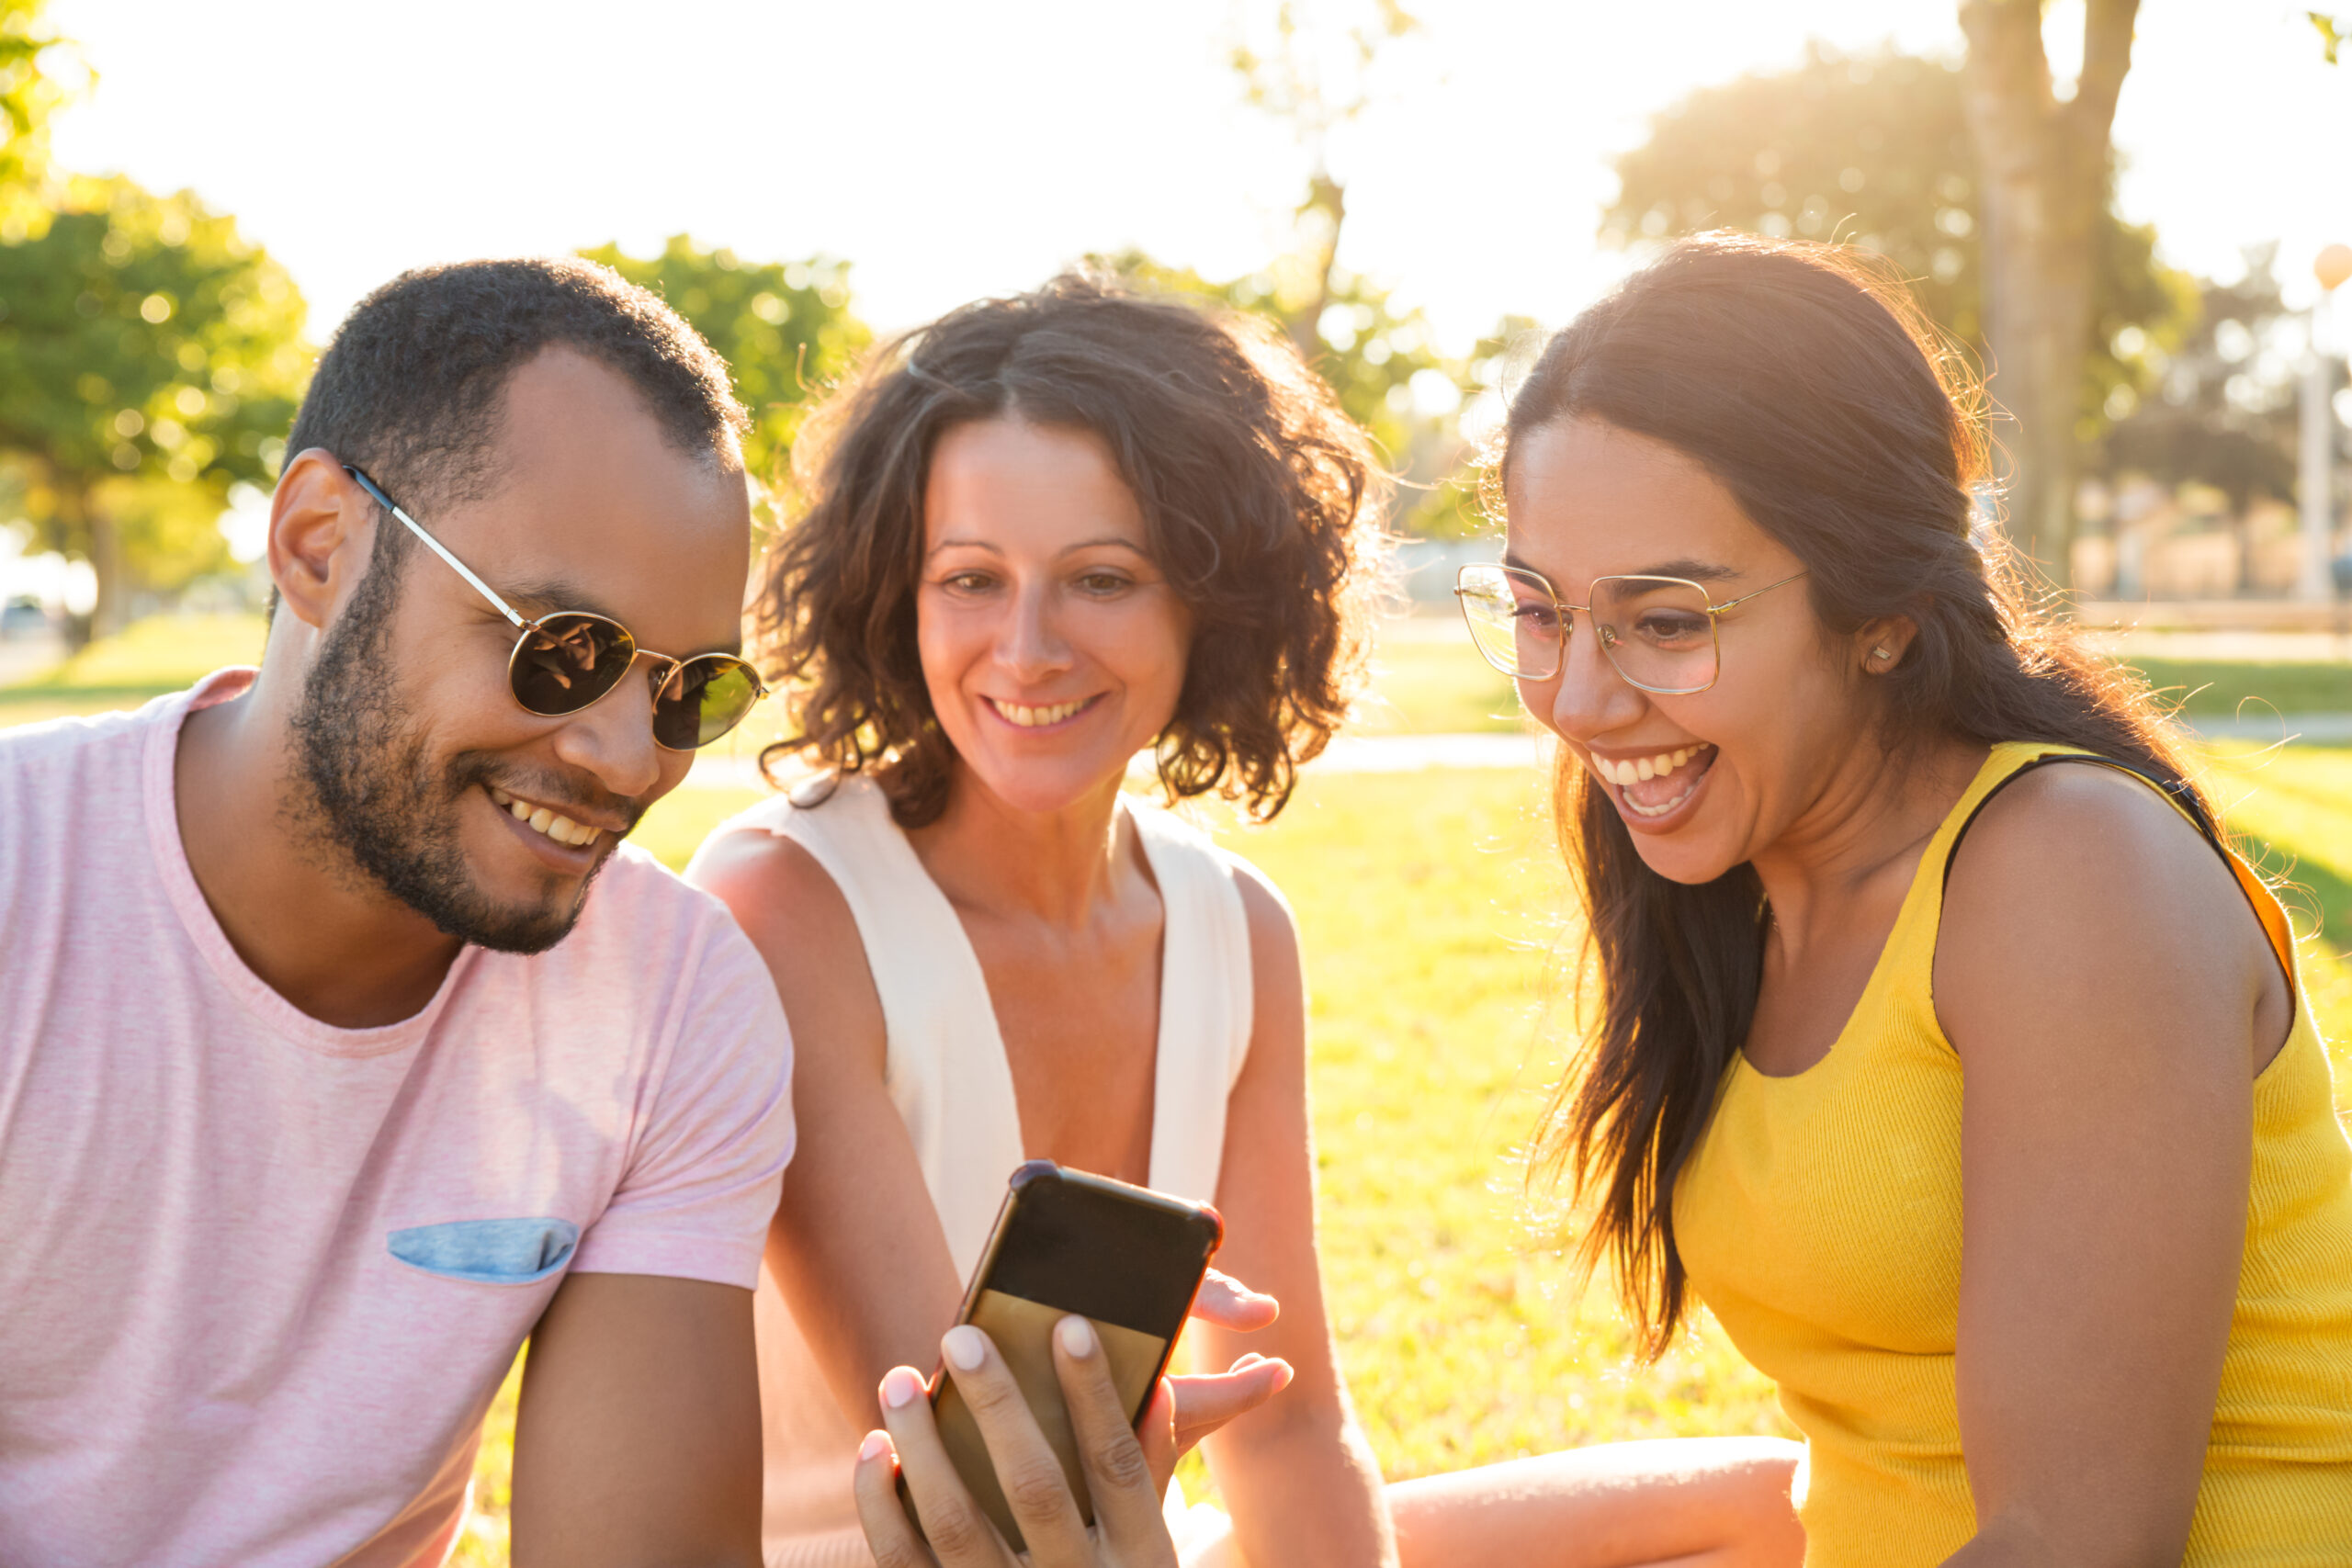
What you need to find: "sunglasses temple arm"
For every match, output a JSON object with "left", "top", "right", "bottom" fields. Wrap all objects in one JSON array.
[{"left": 382, "top": 502, "right": 529, "bottom": 630}]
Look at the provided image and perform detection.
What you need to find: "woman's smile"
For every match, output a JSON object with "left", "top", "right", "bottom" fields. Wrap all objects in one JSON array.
[
  {"left": 1582, "top": 741, "right": 1719, "bottom": 828},
  {"left": 981, "top": 693, "right": 1104, "bottom": 730}
]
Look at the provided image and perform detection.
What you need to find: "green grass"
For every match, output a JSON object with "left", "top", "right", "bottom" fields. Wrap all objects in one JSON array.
[
  {"left": 632, "top": 771, "right": 1792, "bottom": 1471},
  {"left": 2132, "top": 658, "right": 2352, "bottom": 719},
  {"left": 1351, "top": 640, "right": 1524, "bottom": 735},
  {"left": 9, "top": 615, "right": 2352, "bottom": 1562},
  {"left": 6, "top": 613, "right": 2351, "bottom": 743}
]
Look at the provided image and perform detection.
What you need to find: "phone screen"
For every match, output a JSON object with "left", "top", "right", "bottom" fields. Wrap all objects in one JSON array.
[{"left": 925, "top": 1163, "right": 1221, "bottom": 1552}]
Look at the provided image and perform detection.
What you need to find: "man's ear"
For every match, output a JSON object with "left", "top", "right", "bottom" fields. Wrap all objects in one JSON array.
[{"left": 268, "top": 450, "right": 374, "bottom": 632}]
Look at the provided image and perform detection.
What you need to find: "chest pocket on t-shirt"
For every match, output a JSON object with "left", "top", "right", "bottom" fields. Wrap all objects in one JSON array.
[{"left": 387, "top": 1217, "right": 581, "bottom": 1285}]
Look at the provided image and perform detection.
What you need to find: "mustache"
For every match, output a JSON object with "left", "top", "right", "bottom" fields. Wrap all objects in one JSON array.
[{"left": 455, "top": 756, "right": 650, "bottom": 837}]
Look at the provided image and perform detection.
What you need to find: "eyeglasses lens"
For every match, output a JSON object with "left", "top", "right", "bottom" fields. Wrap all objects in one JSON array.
[
  {"left": 510, "top": 614, "right": 638, "bottom": 716},
  {"left": 1590, "top": 577, "right": 1717, "bottom": 694},
  {"left": 1458, "top": 565, "right": 1565, "bottom": 680},
  {"left": 651, "top": 657, "right": 763, "bottom": 750}
]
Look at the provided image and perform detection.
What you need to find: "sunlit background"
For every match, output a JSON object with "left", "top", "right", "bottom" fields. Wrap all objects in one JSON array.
[
  {"left": 7, "top": 10, "right": 2352, "bottom": 1562},
  {"left": 3, "top": 0, "right": 2349, "bottom": 620}
]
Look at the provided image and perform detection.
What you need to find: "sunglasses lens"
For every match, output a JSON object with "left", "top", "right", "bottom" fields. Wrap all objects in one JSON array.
[
  {"left": 651, "top": 656, "right": 763, "bottom": 750},
  {"left": 510, "top": 614, "right": 637, "bottom": 716}
]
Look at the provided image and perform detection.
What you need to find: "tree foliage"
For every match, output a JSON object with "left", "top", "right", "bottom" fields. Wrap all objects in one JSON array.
[
  {"left": 576, "top": 235, "right": 869, "bottom": 497},
  {"left": 1605, "top": 41, "right": 2188, "bottom": 444},
  {"left": 0, "top": 175, "right": 309, "bottom": 629},
  {"left": 2315, "top": 11, "right": 2347, "bottom": 63},
  {"left": 2098, "top": 247, "right": 2306, "bottom": 514},
  {"left": 1096, "top": 246, "right": 1476, "bottom": 536},
  {"left": 0, "top": 0, "right": 77, "bottom": 234}
]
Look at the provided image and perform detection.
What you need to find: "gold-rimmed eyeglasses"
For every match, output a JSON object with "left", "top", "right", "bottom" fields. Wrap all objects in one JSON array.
[{"left": 1453, "top": 562, "right": 1808, "bottom": 694}]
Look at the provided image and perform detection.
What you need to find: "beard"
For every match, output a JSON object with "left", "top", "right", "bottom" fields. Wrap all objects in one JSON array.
[{"left": 286, "top": 551, "right": 611, "bottom": 955}]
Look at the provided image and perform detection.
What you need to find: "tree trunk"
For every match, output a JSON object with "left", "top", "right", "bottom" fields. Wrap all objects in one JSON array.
[
  {"left": 88, "top": 500, "right": 125, "bottom": 640},
  {"left": 1960, "top": 0, "right": 2140, "bottom": 592},
  {"left": 1287, "top": 170, "right": 1347, "bottom": 365}
]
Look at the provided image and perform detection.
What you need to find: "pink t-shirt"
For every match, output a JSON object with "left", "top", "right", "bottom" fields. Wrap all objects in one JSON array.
[{"left": 0, "top": 671, "right": 796, "bottom": 1568}]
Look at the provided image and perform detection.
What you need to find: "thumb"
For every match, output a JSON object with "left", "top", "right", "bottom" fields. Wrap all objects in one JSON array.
[{"left": 1165, "top": 1356, "right": 1295, "bottom": 1460}]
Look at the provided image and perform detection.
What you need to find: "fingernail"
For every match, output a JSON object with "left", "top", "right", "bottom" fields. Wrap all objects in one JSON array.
[
  {"left": 943, "top": 1325, "right": 988, "bottom": 1371},
  {"left": 881, "top": 1367, "right": 924, "bottom": 1409},
  {"left": 1057, "top": 1315, "right": 1096, "bottom": 1358},
  {"left": 859, "top": 1429, "right": 892, "bottom": 1462},
  {"left": 1269, "top": 1359, "right": 1295, "bottom": 1393}
]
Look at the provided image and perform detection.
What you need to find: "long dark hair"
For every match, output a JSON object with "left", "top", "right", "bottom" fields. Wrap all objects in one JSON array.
[
  {"left": 752, "top": 271, "right": 1388, "bottom": 828},
  {"left": 1512, "top": 234, "right": 2200, "bottom": 1354}
]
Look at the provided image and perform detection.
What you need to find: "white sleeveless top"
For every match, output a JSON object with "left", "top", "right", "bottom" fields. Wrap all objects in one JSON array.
[{"left": 696, "top": 773, "right": 1256, "bottom": 1567}]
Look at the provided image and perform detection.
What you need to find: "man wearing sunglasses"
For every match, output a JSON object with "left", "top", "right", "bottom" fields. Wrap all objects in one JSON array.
[{"left": 0, "top": 260, "right": 791, "bottom": 1566}]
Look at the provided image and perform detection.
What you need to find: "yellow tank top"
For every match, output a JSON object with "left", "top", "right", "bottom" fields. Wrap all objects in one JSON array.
[{"left": 1674, "top": 742, "right": 2352, "bottom": 1564}]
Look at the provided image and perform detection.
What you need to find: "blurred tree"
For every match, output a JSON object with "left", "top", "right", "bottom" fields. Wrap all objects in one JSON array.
[
  {"left": 1607, "top": 39, "right": 2188, "bottom": 537},
  {"left": 576, "top": 235, "right": 869, "bottom": 500},
  {"left": 1097, "top": 246, "right": 1481, "bottom": 536},
  {"left": 1224, "top": 2, "right": 1499, "bottom": 535},
  {"left": 2098, "top": 249, "right": 2301, "bottom": 516},
  {"left": 1960, "top": 0, "right": 2143, "bottom": 588},
  {"left": 2314, "top": 11, "right": 2346, "bottom": 62},
  {"left": 0, "top": 0, "right": 79, "bottom": 236},
  {"left": 1230, "top": 0, "right": 1419, "bottom": 364},
  {"left": 0, "top": 175, "right": 309, "bottom": 638}
]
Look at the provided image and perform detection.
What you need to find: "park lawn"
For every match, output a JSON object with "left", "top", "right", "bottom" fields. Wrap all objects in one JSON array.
[
  {"left": 1351, "top": 638, "right": 1523, "bottom": 735},
  {"left": 0, "top": 613, "right": 266, "bottom": 706},
  {"left": 455, "top": 752, "right": 2352, "bottom": 1562},
  {"left": 7, "top": 614, "right": 2350, "bottom": 744},
  {"left": 2132, "top": 657, "right": 2352, "bottom": 719},
  {"left": 8, "top": 615, "right": 2350, "bottom": 1562}
]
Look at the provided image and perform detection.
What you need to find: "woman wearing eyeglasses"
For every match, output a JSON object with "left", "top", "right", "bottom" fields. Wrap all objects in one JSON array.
[
  {"left": 1454, "top": 235, "right": 2352, "bottom": 1566},
  {"left": 687, "top": 274, "right": 1803, "bottom": 1568}
]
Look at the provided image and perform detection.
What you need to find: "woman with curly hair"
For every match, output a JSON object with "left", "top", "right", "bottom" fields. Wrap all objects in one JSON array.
[{"left": 691, "top": 274, "right": 1800, "bottom": 1568}]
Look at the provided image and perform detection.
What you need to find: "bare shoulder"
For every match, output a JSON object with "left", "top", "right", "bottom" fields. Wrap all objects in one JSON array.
[
  {"left": 1937, "top": 761, "right": 2268, "bottom": 1065},
  {"left": 1945, "top": 761, "right": 2234, "bottom": 924},
  {"left": 688, "top": 825, "right": 854, "bottom": 950},
  {"left": 684, "top": 825, "right": 881, "bottom": 1059},
  {"left": 1227, "top": 855, "right": 1300, "bottom": 955},
  {"left": 1224, "top": 854, "right": 1306, "bottom": 1080}
]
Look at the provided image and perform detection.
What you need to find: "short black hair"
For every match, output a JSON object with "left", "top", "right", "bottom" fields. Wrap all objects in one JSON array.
[{"left": 287, "top": 256, "right": 748, "bottom": 515}]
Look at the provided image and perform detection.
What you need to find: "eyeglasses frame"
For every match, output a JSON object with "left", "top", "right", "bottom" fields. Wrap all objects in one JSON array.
[
  {"left": 340, "top": 464, "right": 767, "bottom": 750},
  {"left": 1453, "top": 562, "right": 1810, "bottom": 694}
]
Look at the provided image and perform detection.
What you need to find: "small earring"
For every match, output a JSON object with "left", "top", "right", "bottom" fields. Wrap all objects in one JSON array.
[{"left": 1871, "top": 647, "right": 1894, "bottom": 662}]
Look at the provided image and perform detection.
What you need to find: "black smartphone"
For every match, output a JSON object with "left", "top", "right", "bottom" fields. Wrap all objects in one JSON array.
[{"left": 920, "top": 1160, "right": 1223, "bottom": 1553}]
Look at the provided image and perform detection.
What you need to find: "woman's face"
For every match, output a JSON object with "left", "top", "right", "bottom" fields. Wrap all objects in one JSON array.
[
  {"left": 918, "top": 417, "right": 1192, "bottom": 817},
  {"left": 1503, "top": 416, "right": 1880, "bottom": 886}
]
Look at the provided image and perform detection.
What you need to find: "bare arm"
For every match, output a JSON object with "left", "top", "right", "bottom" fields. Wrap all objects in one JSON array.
[
  {"left": 1196, "top": 865, "right": 1399, "bottom": 1568},
  {"left": 1936, "top": 768, "right": 2282, "bottom": 1566},
  {"left": 692, "top": 829, "right": 1291, "bottom": 1438},
  {"left": 510, "top": 1272, "right": 763, "bottom": 1568},
  {"left": 691, "top": 829, "right": 966, "bottom": 1423}
]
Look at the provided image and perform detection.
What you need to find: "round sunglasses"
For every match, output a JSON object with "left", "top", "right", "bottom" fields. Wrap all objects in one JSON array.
[{"left": 344, "top": 466, "right": 766, "bottom": 750}]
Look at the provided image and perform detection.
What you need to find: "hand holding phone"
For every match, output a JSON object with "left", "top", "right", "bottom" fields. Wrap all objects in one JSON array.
[
  {"left": 854, "top": 1301, "right": 1293, "bottom": 1568},
  {"left": 852, "top": 1161, "right": 1293, "bottom": 1566}
]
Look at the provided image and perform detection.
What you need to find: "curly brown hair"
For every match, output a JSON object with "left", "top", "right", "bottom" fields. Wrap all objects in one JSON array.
[{"left": 751, "top": 271, "right": 1391, "bottom": 828}]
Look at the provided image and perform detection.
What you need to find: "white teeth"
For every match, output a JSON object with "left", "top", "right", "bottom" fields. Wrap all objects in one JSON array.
[
  {"left": 492, "top": 787, "right": 600, "bottom": 849},
  {"left": 993, "top": 697, "right": 1089, "bottom": 728},
  {"left": 1596, "top": 745, "right": 1713, "bottom": 815}
]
